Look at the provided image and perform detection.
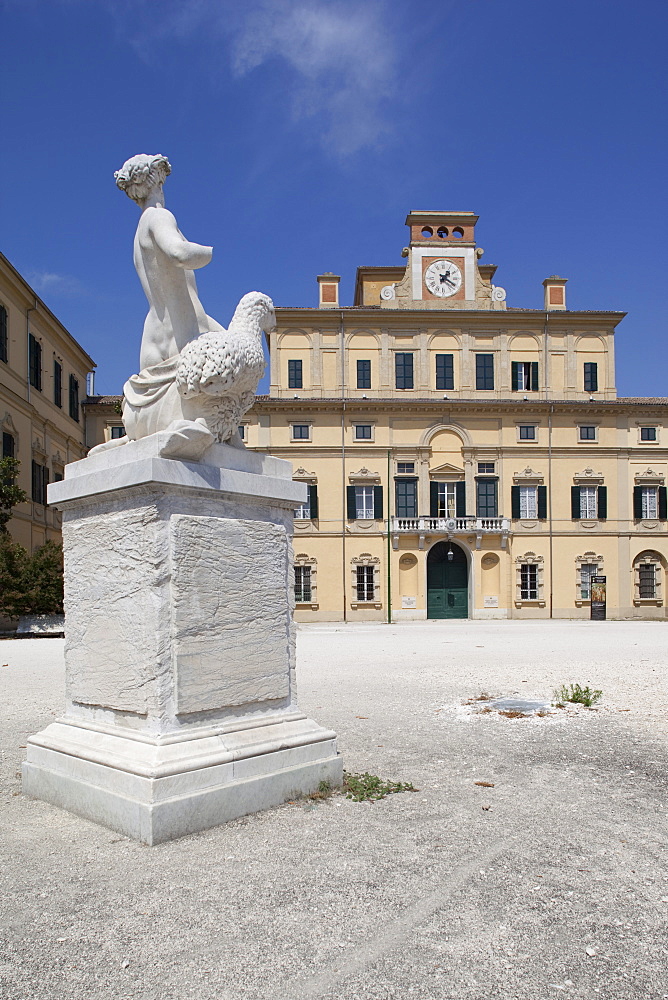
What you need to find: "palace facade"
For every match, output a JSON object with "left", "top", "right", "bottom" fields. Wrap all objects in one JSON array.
[
  {"left": 0, "top": 253, "right": 94, "bottom": 550},
  {"left": 244, "top": 212, "right": 668, "bottom": 621}
]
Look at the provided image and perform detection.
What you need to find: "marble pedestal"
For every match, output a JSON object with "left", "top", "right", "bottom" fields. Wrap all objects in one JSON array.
[{"left": 22, "top": 434, "right": 342, "bottom": 844}]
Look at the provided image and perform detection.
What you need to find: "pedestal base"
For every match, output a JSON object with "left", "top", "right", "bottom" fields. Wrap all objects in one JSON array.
[{"left": 23, "top": 714, "right": 342, "bottom": 844}]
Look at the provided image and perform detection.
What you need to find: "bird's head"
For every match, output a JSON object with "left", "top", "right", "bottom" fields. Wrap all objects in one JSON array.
[{"left": 234, "top": 291, "right": 276, "bottom": 334}]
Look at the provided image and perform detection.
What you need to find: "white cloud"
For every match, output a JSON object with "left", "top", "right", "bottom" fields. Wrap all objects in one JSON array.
[
  {"left": 230, "top": 1, "right": 397, "bottom": 155},
  {"left": 103, "top": 0, "right": 399, "bottom": 157},
  {"left": 28, "top": 271, "right": 87, "bottom": 297}
]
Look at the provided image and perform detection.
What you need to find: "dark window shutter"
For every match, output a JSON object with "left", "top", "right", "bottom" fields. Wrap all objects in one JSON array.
[
  {"left": 531, "top": 361, "right": 539, "bottom": 391},
  {"left": 0, "top": 305, "right": 7, "bottom": 362},
  {"left": 659, "top": 486, "right": 667, "bottom": 521},
  {"left": 429, "top": 481, "right": 439, "bottom": 517},
  {"left": 511, "top": 485, "right": 521, "bottom": 519},
  {"left": 571, "top": 485, "right": 581, "bottom": 519},
  {"left": 633, "top": 485, "right": 643, "bottom": 520},
  {"left": 511, "top": 361, "right": 519, "bottom": 391},
  {"left": 584, "top": 362, "right": 598, "bottom": 392},
  {"left": 597, "top": 485, "right": 607, "bottom": 520},
  {"left": 455, "top": 480, "right": 466, "bottom": 517},
  {"left": 346, "top": 485, "right": 356, "bottom": 520},
  {"left": 32, "top": 460, "right": 38, "bottom": 502},
  {"left": 537, "top": 485, "right": 547, "bottom": 520},
  {"left": 373, "top": 485, "right": 383, "bottom": 520},
  {"left": 308, "top": 484, "right": 318, "bottom": 519}
]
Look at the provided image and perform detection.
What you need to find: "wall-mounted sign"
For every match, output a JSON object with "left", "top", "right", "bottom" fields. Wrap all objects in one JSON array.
[
  {"left": 401, "top": 596, "right": 417, "bottom": 609},
  {"left": 484, "top": 596, "right": 499, "bottom": 608},
  {"left": 591, "top": 576, "right": 606, "bottom": 620}
]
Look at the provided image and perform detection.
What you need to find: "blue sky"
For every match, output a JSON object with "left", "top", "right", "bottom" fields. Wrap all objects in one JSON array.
[{"left": 3, "top": 0, "right": 667, "bottom": 396}]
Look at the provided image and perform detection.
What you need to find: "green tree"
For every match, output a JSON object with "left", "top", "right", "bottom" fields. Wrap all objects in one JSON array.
[
  {"left": 0, "top": 537, "right": 64, "bottom": 618},
  {"left": 0, "top": 456, "right": 28, "bottom": 533}
]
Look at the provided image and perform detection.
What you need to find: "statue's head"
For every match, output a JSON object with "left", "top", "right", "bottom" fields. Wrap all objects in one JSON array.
[{"left": 114, "top": 154, "right": 171, "bottom": 204}]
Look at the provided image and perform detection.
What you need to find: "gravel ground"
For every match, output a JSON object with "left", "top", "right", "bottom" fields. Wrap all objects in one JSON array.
[{"left": 1, "top": 620, "right": 667, "bottom": 1000}]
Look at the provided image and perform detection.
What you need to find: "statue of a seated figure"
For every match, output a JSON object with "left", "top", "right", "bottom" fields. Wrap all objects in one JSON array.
[{"left": 91, "top": 154, "right": 274, "bottom": 461}]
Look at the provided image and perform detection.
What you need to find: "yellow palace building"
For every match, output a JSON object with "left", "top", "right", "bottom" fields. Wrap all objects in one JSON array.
[{"left": 243, "top": 211, "right": 668, "bottom": 622}]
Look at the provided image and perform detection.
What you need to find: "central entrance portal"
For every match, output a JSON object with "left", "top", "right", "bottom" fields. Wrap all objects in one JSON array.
[{"left": 427, "top": 541, "right": 468, "bottom": 619}]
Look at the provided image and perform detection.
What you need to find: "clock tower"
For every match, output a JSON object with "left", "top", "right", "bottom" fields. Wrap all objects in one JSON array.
[{"left": 359, "top": 210, "right": 507, "bottom": 311}]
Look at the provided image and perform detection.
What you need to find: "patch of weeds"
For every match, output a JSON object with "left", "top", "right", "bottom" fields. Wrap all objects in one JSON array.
[
  {"left": 342, "top": 771, "right": 418, "bottom": 802},
  {"left": 553, "top": 683, "right": 602, "bottom": 708},
  {"left": 498, "top": 710, "right": 529, "bottom": 719},
  {"left": 477, "top": 706, "right": 493, "bottom": 714},
  {"left": 309, "top": 780, "right": 335, "bottom": 801},
  {"left": 468, "top": 691, "right": 493, "bottom": 702}
]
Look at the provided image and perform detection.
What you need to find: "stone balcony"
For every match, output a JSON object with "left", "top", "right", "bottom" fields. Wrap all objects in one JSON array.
[{"left": 391, "top": 515, "right": 511, "bottom": 549}]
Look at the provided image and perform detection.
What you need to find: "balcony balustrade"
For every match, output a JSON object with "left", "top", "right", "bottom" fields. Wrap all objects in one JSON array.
[{"left": 391, "top": 515, "right": 511, "bottom": 549}]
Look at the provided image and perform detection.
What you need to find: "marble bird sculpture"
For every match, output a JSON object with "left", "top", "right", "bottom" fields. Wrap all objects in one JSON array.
[{"left": 174, "top": 291, "right": 275, "bottom": 444}]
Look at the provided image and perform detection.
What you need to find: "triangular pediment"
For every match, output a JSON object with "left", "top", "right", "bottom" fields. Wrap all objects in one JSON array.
[{"left": 429, "top": 462, "right": 464, "bottom": 477}]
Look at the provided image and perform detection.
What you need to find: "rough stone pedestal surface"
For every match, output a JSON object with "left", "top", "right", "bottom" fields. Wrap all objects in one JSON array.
[{"left": 22, "top": 436, "right": 342, "bottom": 844}]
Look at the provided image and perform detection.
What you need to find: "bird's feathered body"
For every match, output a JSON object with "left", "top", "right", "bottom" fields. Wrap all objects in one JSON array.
[{"left": 174, "top": 291, "right": 274, "bottom": 443}]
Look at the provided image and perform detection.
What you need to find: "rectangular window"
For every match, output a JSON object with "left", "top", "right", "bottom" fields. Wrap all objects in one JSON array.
[
  {"left": 110, "top": 426, "right": 125, "bottom": 439},
  {"left": 395, "top": 478, "right": 418, "bottom": 518},
  {"left": 641, "top": 486, "right": 658, "bottom": 519},
  {"left": 238, "top": 424, "right": 246, "bottom": 441},
  {"left": 512, "top": 361, "right": 539, "bottom": 391},
  {"left": 29, "top": 334, "right": 42, "bottom": 391},
  {"left": 397, "top": 462, "right": 415, "bottom": 475},
  {"left": 519, "top": 485, "right": 537, "bottom": 519},
  {"left": 579, "top": 425, "right": 596, "bottom": 441},
  {"left": 2, "top": 432, "right": 15, "bottom": 459},
  {"left": 580, "top": 563, "right": 599, "bottom": 600},
  {"left": 69, "top": 375, "right": 80, "bottom": 421},
  {"left": 395, "top": 352, "right": 414, "bottom": 389},
  {"left": 291, "top": 424, "right": 310, "bottom": 440},
  {"left": 294, "top": 565, "right": 312, "bottom": 603},
  {"left": 579, "top": 486, "right": 598, "bottom": 519},
  {"left": 435, "top": 353, "right": 454, "bottom": 391},
  {"left": 640, "top": 426, "right": 657, "bottom": 442},
  {"left": 639, "top": 563, "right": 656, "bottom": 599},
  {"left": 520, "top": 564, "right": 538, "bottom": 600},
  {"left": 31, "top": 460, "right": 49, "bottom": 505},
  {"left": 477, "top": 462, "right": 495, "bottom": 475},
  {"left": 357, "top": 359, "right": 371, "bottom": 389},
  {"left": 476, "top": 479, "right": 498, "bottom": 518},
  {"left": 436, "top": 482, "right": 457, "bottom": 518},
  {"left": 356, "top": 565, "right": 375, "bottom": 602},
  {"left": 0, "top": 305, "right": 7, "bottom": 363},
  {"left": 584, "top": 362, "right": 598, "bottom": 392},
  {"left": 53, "top": 360, "right": 62, "bottom": 408},
  {"left": 519, "top": 425, "right": 536, "bottom": 441},
  {"left": 475, "top": 353, "right": 494, "bottom": 390},
  {"left": 354, "top": 424, "right": 372, "bottom": 440},
  {"left": 288, "top": 359, "right": 303, "bottom": 389},
  {"left": 355, "top": 486, "right": 374, "bottom": 519}
]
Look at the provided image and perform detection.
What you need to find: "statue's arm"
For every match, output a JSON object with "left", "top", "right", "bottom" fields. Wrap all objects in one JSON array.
[{"left": 149, "top": 209, "right": 213, "bottom": 269}]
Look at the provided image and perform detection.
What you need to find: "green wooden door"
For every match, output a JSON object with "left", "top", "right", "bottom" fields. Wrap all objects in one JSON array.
[{"left": 427, "top": 542, "right": 468, "bottom": 619}]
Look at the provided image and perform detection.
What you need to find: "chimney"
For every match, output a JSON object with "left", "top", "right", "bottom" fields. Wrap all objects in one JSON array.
[
  {"left": 317, "top": 272, "right": 340, "bottom": 308},
  {"left": 543, "top": 275, "right": 567, "bottom": 311}
]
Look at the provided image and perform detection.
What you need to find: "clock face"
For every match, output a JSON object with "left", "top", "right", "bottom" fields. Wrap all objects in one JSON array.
[{"left": 424, "top": 259, "right": 462, "bottom": 297}]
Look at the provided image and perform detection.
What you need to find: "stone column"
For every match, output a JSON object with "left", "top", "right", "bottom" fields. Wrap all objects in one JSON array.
[{"left": 23, "top": 434, "right": 342, "bottom": 844}]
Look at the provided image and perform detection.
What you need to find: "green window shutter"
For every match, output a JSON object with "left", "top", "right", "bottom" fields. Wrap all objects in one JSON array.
[
  {"left": 429, "top": 481, "right": 439, "bottom": 517},
  {"left": 308, "top": 484, "right": 318, "bottom": 519},
  {"left": 511, "top": 361, "right": 519, "bottom": 391},
  {"left": 659, "top": 485, "right": 668, "bottom": 521},
  {"left": 346, "top": 485, "right": 356, "bottom": 520},
  {"left": 537, "top": 485, "right": 547, "bottom": 520},
  {"left": 531, "top": 361, "right": 539, "bottom": 391},
  {"left": 571, "top": 486, "right": 581, "bottom": 519},
  {"left": 455, "top": 480, "right": 466, "bottom": 517},
  {"left": 511, "top": 485, "right": 521, "bottom": 519},
  {"left": 373, "top": 485, "right": 383, "bottom": 520},
  {"left": 597, "top": 485, "right": 607, "bottom": 520},
  {"left": 633, "top": 485, "right": 643, "bottom": 520}
]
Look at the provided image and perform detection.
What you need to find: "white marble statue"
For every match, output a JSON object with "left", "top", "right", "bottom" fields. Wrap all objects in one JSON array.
[{"left": 92, "top": 154, "right": 273, "bottom": 459}]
